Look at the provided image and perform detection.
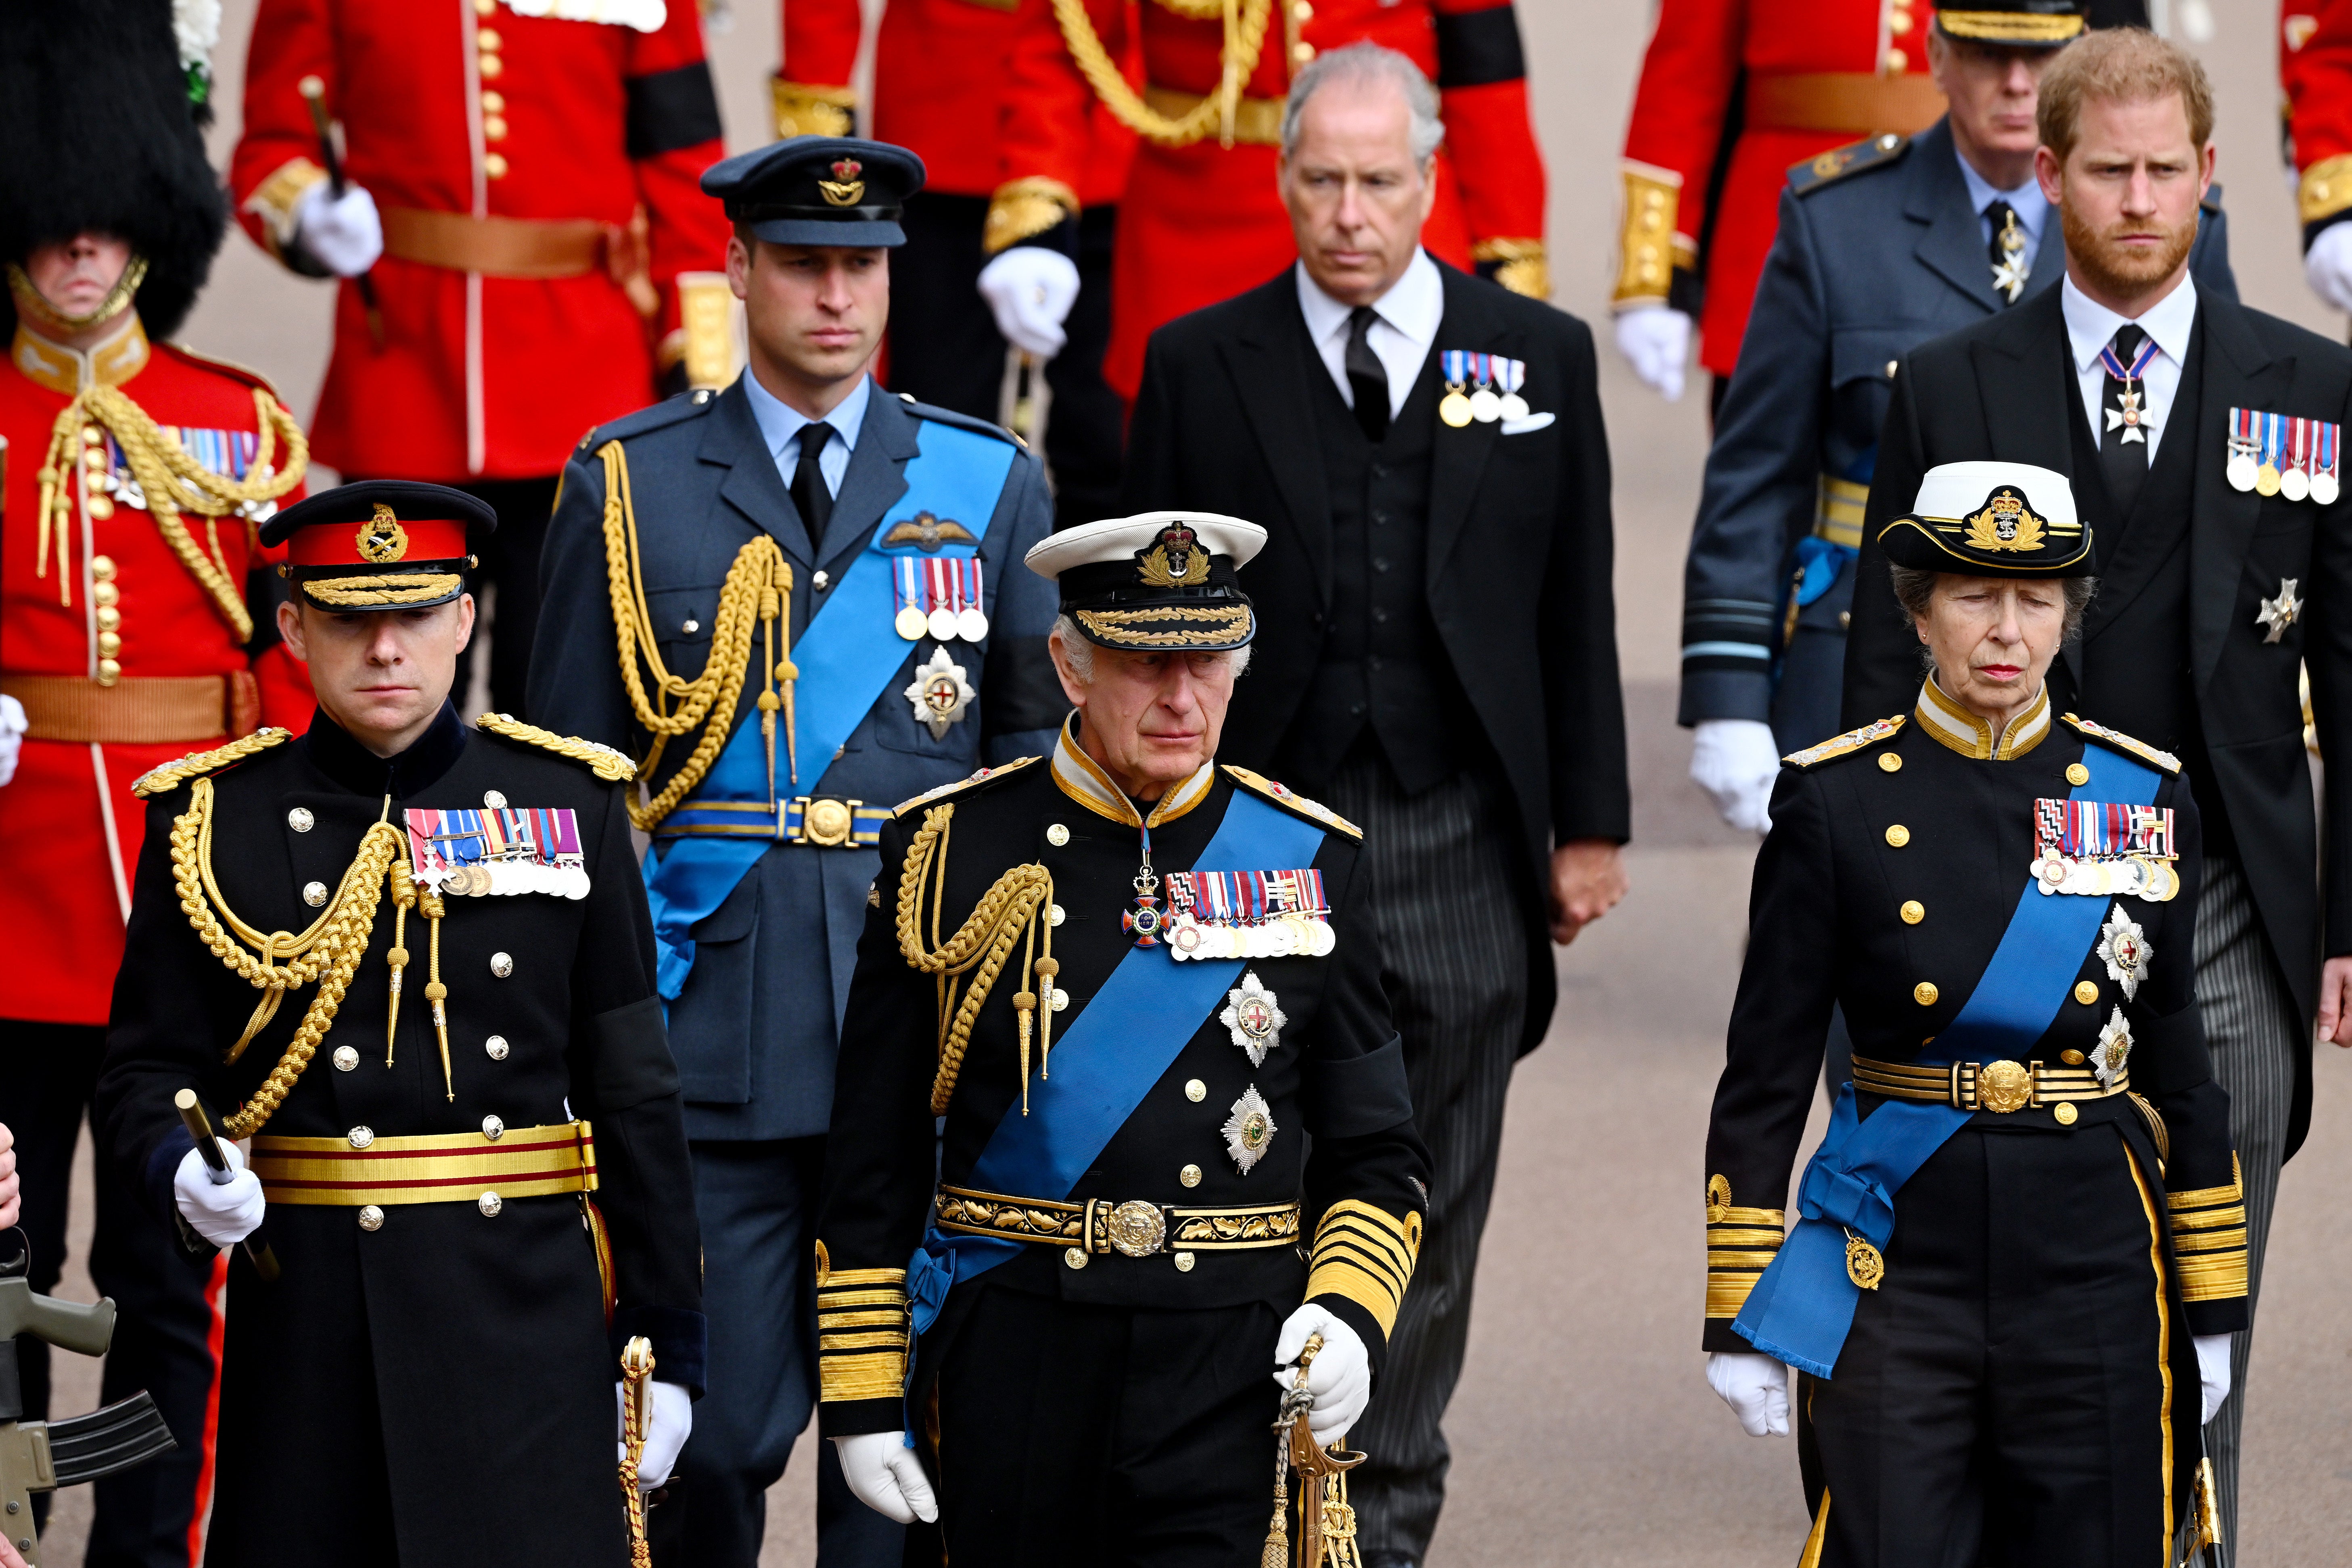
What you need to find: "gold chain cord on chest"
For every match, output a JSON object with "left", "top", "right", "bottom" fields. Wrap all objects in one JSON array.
[
  {"left": 34, "top": 383, "right": 308, "bottom": 640},
  {"left": 597, "top": 439, "right": 797, "bottom": 829},
  {"left": 1050, "top": 0, "right": 1274, "bottom": 147},
  {"left": 895, "top": 804, "right": 1058, "bottom": 1114}
]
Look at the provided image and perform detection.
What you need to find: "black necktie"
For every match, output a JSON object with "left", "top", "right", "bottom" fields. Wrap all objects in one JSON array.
[
  {"left": 1344, "top": 306, "right": 1390, "bottom": 445},
  {"left": 792, "top": 421, "right": 835, "bottom": 537},
  {"left": 1985, "top": 199, "right": 2028, "bottom": 305},
  {"left": 2100, "top": 324, "right": 2152, "bottom": 518}
]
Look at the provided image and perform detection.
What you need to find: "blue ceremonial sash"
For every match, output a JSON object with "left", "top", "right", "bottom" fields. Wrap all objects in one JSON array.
[
  {"left": 643, "top": 420, "right": 1018, "bottom": 998},
  {"left": 904, "top": 790, "right": 1327, "bottom": 1338},
  {"left": 1731, "top": 741, "right": 2161, "bottom": 1378}
]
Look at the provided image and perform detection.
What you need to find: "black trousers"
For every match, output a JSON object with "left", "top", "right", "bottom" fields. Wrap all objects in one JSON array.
[
  {"left": 886, "top": 192, "right": 1125, "bottom": 529},
  {"left": 1, "top": 1020, "right": 224, "bottom": 1568},
  {"left": 925, "top": 1285, "right": 1282, "bottom": 1567},
  {"left": 451, "top": 475, "right": 560, "bottom": 721},
  {"left": 1794, "top": 1122, "right": 2201, "bottom": 1568}
]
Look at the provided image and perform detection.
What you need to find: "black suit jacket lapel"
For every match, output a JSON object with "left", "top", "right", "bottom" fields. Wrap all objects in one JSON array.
[
  {"left": 1974, "top": 287, "right": 2076, "bottom": 473},
  {"left": 702, "top": 377, "right": 814, "bottom": 564},
  {"left": 816, "top": 386, "right": 918, "bottom": 585},
  {"left": 1428, "top": 266, "right": 1514, "bottom": 585},
  {"left": 1220, "top": 277, "right": 1333, "bottom": 605},
  {"left": 2191, "top": 292, "right": 2291, "bottom": 694}
]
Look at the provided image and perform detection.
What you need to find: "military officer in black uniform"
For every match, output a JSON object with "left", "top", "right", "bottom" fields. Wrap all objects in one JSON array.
[
  {"left": 1701, "top": 463, "right": 2248, "bottom": 1566},
  {"left": 94, "top": 482, "right": 703, "bottom": 1568},
  {"left": 811, "top": 512, "right": 1430, "bottom": 1564}
]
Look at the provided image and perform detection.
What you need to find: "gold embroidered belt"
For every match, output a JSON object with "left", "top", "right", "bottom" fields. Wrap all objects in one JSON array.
[
  {"left": 1746, "top": 73, "right": 1947, "bottom": 137},
  {"left": 935, "top": 1183, "right": 1300, "bottom": 1258},
  {"left": 251, "top": 1120, "right": 598, "bottom": 1206},
  {"left": 1815, "top": 475, "right": 1867, "bottom": 550},
  {"left": 650, "top": 794, "right": 889, "bottom": 847},
  {"left": 4, "top": 671, "right": 259, "bottom": 745},
  {"left": 1851, "top": 1056, "right": 2127, "bottom": 1114},
  {"left": 1140, "top": 85, "right": 1285, "bottom": 147}
]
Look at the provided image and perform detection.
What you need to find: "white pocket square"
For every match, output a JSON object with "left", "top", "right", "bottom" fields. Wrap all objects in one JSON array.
[{"left": 1499, "top": 412, "right": 1554, "bottom": 435}]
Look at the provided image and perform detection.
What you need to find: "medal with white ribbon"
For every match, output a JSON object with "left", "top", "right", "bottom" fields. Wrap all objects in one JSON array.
[
  {"left": 2315, "top": 418, "right": 2342, "bottom": 506},
  {"left": 955, "top": 558, "right": 989, "bottom": 642},
  {"left": 2284, "top": 417, "right": 2313, "bottom": 502},
  {"left": 1467, "top": 352, "right": 1502, "bottom": 423},
  {"left": 2226, "top": 407, "right": 2260, "bottom": 493},
  {"left": 1438, "top": 350, "right": 1474, "bottom": 428},
  {"left": 1496, "top": 357, "right": 1529, "bottom": 422},
  {"left": 893, "top": 556, "right": 928, "bottom": 640}
]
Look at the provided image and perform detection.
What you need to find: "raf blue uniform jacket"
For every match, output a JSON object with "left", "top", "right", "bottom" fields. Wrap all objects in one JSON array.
[
  {"left": 1677, "top": 117, "right": 2237, "bottom": 750},
  {"left": 529, "top": 377, "right": 1063, "bottom": 1140}
]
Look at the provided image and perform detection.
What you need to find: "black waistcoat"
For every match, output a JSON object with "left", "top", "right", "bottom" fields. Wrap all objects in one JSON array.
[
  {"left": 2067, "top": 316, "right": 2235, "bottom": 851},
  {"left": 1271, "top": 349, "right": 1471, "bottom": 794}
]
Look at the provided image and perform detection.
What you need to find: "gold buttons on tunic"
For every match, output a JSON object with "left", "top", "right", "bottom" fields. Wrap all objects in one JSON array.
[
  {"left": 1064, "top": 1247, "right": 1088, "bottom": 1269},
  {"left": 1180, "top": 1164, "right": 1203, "bottom": 1188},
  {"left": 96, "top": 659, "right": 120, "bottom": 686},
  {"left": 2053, "top": 1102, "right": 2079, "bottom": 1126},
  {"left": 489, "top": 951, "right": 514, "bottom": 978},
  {"left": 2061, "top": 1049, "right": 2086, "bottom": 1066},
  {"left": 1913, "top": 982, "right": 1939, "bottom": 1006},
  {"left": 484, "top": 115, "right": 508, "bottom": 141},
  {"left": 333, "top": 1045, "right": 359, "bottom": 1072},
  {"left": 303, "top": 880, "right": 329, "bottom": 907},
  {"left": 477, "top": 27, "right": 502, "bottom": 49},
  {"left": 484, "top": 153, "right": 510, "bottom": 180},
  {"left": 288, "top": 807, "right": 315, "bottom": 832},
  {"left": 1174, "top": 1252, "right": 1196, "bottom": 1272},
  {"left": 1884, "top": 46, "right": 1908, "bottom": 71},
  {"left": 482, "top": 1116, "right": 505, "bottom": 1142},
  {"left": 1878, "top": 753, "right": 1902, "bottom": 773},
  {"left": 1900, "top": 901, "right": 1924, "bottom": 924},
  {"left": 1185, "top": 1079, "right": 1206, "bottom": 1102},
  {"left": 2074, "top": 982, "right": 2099, "bottom": 1005},
  {"left": 2066, "top": 763, "right": 2091, "bottom": 786},
  {"left": 358, "top": 1205, "right": 385, "bottom": 1231},
  {"left": 478, "top": 1191, "right": 504, "bottom": 1217},
  {"left": 349, "top": 1126, "right": 375, "bottom": 1149},
  {"left": 1047, "top": 824, "right": 1070, "bottom": 847},
  {"left": 1885, "top": 824, "right": 1910, "bottom": 847},
  {"left": 485, "top": 1034, "right": 510, "bottom": 1060}
]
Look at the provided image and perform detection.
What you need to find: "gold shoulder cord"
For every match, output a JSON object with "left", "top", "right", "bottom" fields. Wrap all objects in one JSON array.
[
  {"left": 597, "top": 440, "right": 797, "bottom": 828},
  {"left": 893, "top": 804, "right": 1060, "bottom": 1114},
  {"left": 1049, "top": 0, "right": 1274, "bottom": 148},
  {"left": 34, "top": 383, "right": 308, "bottom": 637}
]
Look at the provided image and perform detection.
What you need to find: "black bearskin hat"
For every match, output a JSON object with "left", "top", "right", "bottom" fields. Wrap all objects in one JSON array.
[{"left": 0, "top": 0, "right": 228, "bottom": 341}]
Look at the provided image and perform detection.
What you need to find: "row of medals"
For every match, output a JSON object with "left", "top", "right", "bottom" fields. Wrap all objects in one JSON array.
[
  {"left": 2227, "top": 446, "right": 2340, "bottom": 504},
  {"left": 894, "top": 604, "right": 991, "bottom": 644},
  {"left": 1167, "top": 910, "right": 1336, "bottom": 961},
  {"left": 2028, "top": 851, "right": 2180, "bottom": 902},
  {"left": 1438, "top": 383, "right": 1530, "bottom": 429}
]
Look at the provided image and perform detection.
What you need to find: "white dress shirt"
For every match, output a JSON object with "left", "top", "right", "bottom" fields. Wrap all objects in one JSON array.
[
  {"left": 742, "top": 368, "right": 871, "bottom": 498},
  {"left": 2061, "top": 274, "right": 2198, "bottom": 460},
  {"left": 1294, "top": 248, "right": 1444, "bottom": 422},
  {"left": 1955, "top": 150, "right": 2050, "bottom": 280}
]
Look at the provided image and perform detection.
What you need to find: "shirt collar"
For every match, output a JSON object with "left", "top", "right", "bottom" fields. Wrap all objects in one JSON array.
[
  {"left": 741, "top": 369, "right": 871, "bottom": 467},
  {"left": 11, "top": 312, "right": 149, "bottom": 397},
  {"left": 1914, "top": 677, "right": 2051, "bottom": 760},
  {"left": 1050, "top": 712, "right": 1217, "bottom": 829},
  {"left": 2061, "top": 271, "right": 2198, "bottom": 374},
  {"left": 1954, "top": 147, "right": 2048, "bottom": 237},
  {"left": 302, "top": 701, "right": 469, "bottom": 799},
  {"left": 1293, "top": 247, "right": 1445, "bottom": 349}
]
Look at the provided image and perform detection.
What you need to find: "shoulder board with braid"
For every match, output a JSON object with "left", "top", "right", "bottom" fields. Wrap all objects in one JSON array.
[
  {"left": 131, "top": 727, "right": 295, "bottom": 797},
  {"left": 1787, "top": 133, "right": 1909, "bottom": 197},
  {"left": 1783, "top": 714, "right": 1906, "bottom": 769},
  {"left": 1220, "top": 765, "right": 1361, "bottom": 839},
  {"left": 2060, "top": 713, "right": 2181, "bottom": 774},
  {"left": 475, "top": 712, "right": 637, "bottom": 781},
  {"left": 890, "top": 755, "right": 1043, "bottom": 817}
]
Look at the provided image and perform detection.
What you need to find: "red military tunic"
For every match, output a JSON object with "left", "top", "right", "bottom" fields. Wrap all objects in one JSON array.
[
  {"left": 997, "top": 0, "right": 1548, "bottom": 401},
  {"left": 0, "top": 315, "right": 312, "bottom": 1026},
  {"left": 1614, "top": 0, "right": 1948, "bottom": 378},
  {"left": 2285, "top": 4, "right": 2352, "bottom": 244},
  {"left": 230, "top": 0, "right": 732, "bottom": 482}
]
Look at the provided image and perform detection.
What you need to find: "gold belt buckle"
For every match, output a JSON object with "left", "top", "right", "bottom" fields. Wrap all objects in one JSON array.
[
  {"left": 1976, "top": 1059, "right": 2033, "bottom": 1114},
  {"left": 799, "top": 796, "right": 855, "bottom": 847},
  {"left": 1101, "top": 1199, "right": 1167, "bottom": 1258}
]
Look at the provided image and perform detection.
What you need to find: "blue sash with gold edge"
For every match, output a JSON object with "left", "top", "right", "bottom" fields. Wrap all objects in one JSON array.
[
  {"left": 1731, "top": 741, "right": 2160, "bottom": 1378},
  {"left": 642, "top": 420, "right": 1018, "bottom": 998},
  {"left": 903, "top": 790, "right": 1327, "bottom": 1337}
]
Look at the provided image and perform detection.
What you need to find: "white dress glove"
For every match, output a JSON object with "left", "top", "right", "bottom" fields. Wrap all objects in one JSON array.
[
  {"left": 1706, "top": 1351, "right": 1791, "bottom": 1437},
  {"left": 1691, "top": 718, "right": 1781, "bottom": 834},
  {"left": 293, "top": 180, "right": 384, "bottom": 277},
  {"left": 0, "top": 694, "right": 25, "bottom": 787},
  {"left": 832, "top": 1432, "right": 939, "bottom": 1524},
  {"left": 2193, "top": 1332, "right": 2233, "bottom": 1425},
  {"left": 173, "top": 1142, "right": 264, "bottom": 1248},
  {"left": 976, "top": 245, "right": 1080, "bottom": 360},
  {"left": 1270, "top": 1304, "right": 1371, "bottom": 1446},
  {"left": 1613, "top": 304, "right": 1691, "bottom": 402},
  {"left": 2307, "top": 222, "right": 2352, "bottom": 316},
  {"left": 615, "top": 1379, "right": 693, "bottom": 1489}
]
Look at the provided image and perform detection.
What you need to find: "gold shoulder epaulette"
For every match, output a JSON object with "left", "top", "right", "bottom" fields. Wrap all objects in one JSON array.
[
  {"left": 1783, "top": 714, "right": 1906, "bottom": 769},
  {"left": 1221, "top": 765, "right": 1362, "bottom": 839},
  {"left": 889, "top": 755, "right": 1042, "bottom": 817},
  {"left": 475, "top": 712, "right": 637, "bottom": 782},
  {"left": 131, "top": 727, "right": 293, "bottom": 797},
  {"left": 2060, "top": 713, "right": 2182, "bottom": 774}
]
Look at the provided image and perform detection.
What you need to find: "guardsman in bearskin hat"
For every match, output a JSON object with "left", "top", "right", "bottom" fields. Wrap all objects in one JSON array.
[
  {"left": 0, "top": 4, "right": 313, "bottom": 1558},
  {"left": 94, "top": 482, "right": 704, "bottom": 1567},
  {"left": 811, "top": 512, "right": 1430, "bottom": 1564}
]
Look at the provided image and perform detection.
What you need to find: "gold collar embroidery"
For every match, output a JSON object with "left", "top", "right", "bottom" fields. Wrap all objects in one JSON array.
[
  {"left": 11, "top": 313, "right": 149, "bottom": 397},
  {"left": 1050, "top": 713, "right": 1217, "bottom": 828},
  {"left": 1914, "top": 677, "right": 2050, "bottom": 760}
]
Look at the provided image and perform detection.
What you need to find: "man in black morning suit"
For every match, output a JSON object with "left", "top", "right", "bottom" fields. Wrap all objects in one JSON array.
[
  {"left": 1840, "top": 33, "right": 2352, "bottom": 1562},
  {"left": 1120, "top": 43, "right": 1628, "bottom": 1568}
]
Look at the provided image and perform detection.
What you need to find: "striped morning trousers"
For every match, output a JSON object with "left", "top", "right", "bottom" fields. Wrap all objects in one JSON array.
[
  {"left": 1324, "top": 748, "right": 1530, "bottom": 1568},
  {"left": 2187, "top": 855, "right": 2301, "bottom": 1568}
]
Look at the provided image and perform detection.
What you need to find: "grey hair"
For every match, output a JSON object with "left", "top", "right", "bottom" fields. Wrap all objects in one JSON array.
[
  {"left": 1279, "top": 42, "right": 1445, "bottom": 165},
  {"left": 1051, "top": 613, "right": 1252, "bottom": 682},
  {"left": 1889, "top": 567, "right": 2097, "bottom": 675}
]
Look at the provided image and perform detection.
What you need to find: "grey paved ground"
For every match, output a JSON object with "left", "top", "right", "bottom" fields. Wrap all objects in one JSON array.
[{"left": 30, "top": 2, "right": 2352, "bottom": 1563}]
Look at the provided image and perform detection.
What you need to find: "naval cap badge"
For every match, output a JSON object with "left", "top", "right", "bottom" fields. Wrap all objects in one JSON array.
[
  {"left": 1135, "top": 522, "right": 1210, "bottom": 588},
  {"left": 1962, "top": 486, "right": 2047, "bottom": 553}
]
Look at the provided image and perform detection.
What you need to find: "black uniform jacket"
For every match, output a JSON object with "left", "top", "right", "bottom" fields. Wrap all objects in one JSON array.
[
  {"left": 814, "top": 748, "right": 1430, "bottom": 1439},
  {"left": 1704, "top": 694, "right": 2250, "bottom": 1353},
  {"left": 1122, "top": 260, "right": 1629, "bottom": 1054},
  {"left": 94, "top": 706, "right": 701, "bottom": 1567},
  {"left": 1840, "top": 282, "right": 2352, "bottom": 1154}
]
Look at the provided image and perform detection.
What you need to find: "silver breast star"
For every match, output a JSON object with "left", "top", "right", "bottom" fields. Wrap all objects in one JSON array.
[{"left": 2258, "top": 577, "right": 2302, "bottom": 643}]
